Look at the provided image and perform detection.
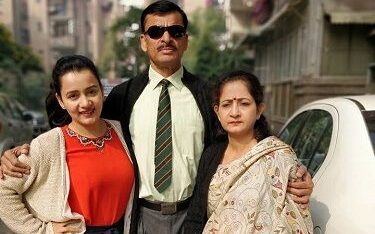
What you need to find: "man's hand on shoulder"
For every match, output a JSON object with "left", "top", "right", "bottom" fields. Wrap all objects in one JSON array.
[
  {"left": 0, "top": 144, "right": 31, "bottom": 178},
  {"left": 287, "top": 164, "right": 314, "bottom": 209}
]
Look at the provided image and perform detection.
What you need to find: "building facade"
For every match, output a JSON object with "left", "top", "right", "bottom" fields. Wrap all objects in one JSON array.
[
  {"left": 0, "top": 0, "right": 29, "bottom": 45},
  {"left": 226, "top": 0, "right": 375, "bottom": 130},
  {"left": 144, "top": 0, "right": 220, "bottom": 17},
  {"left": 26, "top": 0, "right": 126, "bottom": 72},
  {"left": 0, "top": 0, "right": 127, "bottom": 72}
]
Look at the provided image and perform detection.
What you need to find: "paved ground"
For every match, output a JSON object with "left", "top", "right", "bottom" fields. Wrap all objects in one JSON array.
[{"left": 0, "top": 219, "right": 13, "bottom": 234}]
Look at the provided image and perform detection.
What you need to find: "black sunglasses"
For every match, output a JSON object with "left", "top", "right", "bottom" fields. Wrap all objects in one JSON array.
[{"left": 144, "top": 25, "right": 186, "bottom": 39}]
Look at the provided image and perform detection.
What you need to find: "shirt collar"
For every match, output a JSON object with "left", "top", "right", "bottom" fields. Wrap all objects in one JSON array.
[{"left": 148, "top": 65, "right": 184, "bottom": 91}]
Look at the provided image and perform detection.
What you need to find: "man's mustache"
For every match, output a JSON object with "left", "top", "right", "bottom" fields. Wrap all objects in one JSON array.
[{"left": 157, "top": 44, "right": 177, "bottom": 51}]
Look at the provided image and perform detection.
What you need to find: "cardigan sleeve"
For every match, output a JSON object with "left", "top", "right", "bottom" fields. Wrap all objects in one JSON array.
[{"left": 0, "top": 139, "right": 52, "bottom": 234}]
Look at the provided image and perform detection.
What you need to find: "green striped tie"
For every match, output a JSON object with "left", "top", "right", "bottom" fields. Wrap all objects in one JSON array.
[{"left": 154, "top": 79, "right": 172, "bottom": 192}]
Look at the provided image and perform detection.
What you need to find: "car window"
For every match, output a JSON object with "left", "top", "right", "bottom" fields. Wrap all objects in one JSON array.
[
  {"left": 279, "top": 111, "right": 310, "bottom": 143},
  {"left": 363, "top": 111, "right": 375, "bottom": 153},
  {"left": 307, "top": 118, "right": 332, "bottom": 176},
  {"left": 280, "top": 110, "right": 333, "bottom": 177}
]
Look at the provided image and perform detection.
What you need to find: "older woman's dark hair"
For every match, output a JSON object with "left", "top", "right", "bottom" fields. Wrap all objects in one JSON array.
[
  {"left": 141, "top": 0, "right": 188, "bottom": 32},
  {"left": 213, "top": 70, "right": 271, "bottom": 141},
  {"left": 46, "top": 55, "right": 102, "bottom": 128}
]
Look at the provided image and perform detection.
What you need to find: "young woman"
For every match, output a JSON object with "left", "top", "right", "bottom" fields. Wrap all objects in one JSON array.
[
  {"left": 0, "top": 55, "right": 135, "bottom": 234},
  {"left": 185, "top": 71, "right": 313, "bottom": 233}
]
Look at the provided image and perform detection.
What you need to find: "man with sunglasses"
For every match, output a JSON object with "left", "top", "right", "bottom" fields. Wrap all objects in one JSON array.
[
  {"left": 0, "top": 0, "right": 313, "bottom": 233},
  {"left": 103, "top": 1, "right": 217, "bottom": 233}
]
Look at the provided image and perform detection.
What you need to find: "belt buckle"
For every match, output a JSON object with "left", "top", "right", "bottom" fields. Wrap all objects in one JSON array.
[{"left": 160, "top": 202, "right": 177, "bottom": 215}]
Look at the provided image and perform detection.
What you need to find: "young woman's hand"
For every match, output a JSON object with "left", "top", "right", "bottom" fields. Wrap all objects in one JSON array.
[{"left": 52, "top": 219, "right": 82, "bottom": 233}]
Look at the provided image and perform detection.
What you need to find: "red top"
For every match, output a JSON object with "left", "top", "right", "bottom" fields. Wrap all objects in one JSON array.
[{"left": 62, "top": 124, "right": 134, "bottom": 226}]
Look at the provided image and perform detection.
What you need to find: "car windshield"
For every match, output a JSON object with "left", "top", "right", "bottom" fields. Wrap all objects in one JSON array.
[{"left": 363, "top": 111, "right": 375, "bottom": 154}]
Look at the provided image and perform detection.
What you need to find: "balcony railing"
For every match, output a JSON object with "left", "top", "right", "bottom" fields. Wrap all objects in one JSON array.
[{"left": 50, "top": 35, "right": 76, "bottom": 49}]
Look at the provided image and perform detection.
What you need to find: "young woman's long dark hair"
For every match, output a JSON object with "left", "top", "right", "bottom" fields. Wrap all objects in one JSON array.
[
  {"left": 212, "top": 70, "right": 271, "bottom": 141},
  {"left": 46, "top": 55, "right": 102, "bottom": 128}
]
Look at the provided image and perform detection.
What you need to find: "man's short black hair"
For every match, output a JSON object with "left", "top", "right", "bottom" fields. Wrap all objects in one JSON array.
[{"left": 141, "top": 0, "right": 188, "bottom": 32}]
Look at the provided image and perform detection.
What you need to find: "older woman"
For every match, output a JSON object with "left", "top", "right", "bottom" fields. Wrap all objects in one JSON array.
[{"left": 185, "top": 71, "right": 313, "bottom": 234}]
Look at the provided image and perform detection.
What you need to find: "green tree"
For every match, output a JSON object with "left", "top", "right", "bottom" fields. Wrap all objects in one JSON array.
[
  {"left": 184, "top": 8, "right": 248, "bottom": 83},
  {"left": 0, "top": 23, "right": 46, "bottom": 109},
  {"left": 21, "top": 72, "right": 50, "bottom": 110},
  {"left": 100, "top": 7, "right": 147, "bottom": 78},
  {"left": 0, "top": 24, "right": 43, "bottom": 73}
]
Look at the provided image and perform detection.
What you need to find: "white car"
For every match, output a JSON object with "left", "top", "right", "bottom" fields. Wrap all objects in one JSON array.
[{"left": 278, "top": 95, "right": 375, "bottom": 234}]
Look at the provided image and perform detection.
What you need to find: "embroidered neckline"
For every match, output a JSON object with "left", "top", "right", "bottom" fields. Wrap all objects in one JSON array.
[{"left": 66, "top": 122, "right": 112, "bottom": 150}]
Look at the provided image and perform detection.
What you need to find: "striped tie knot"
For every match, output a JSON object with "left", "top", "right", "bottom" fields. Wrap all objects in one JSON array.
[{"left": 160, "top": 79, "right": 170, "bottom": 88}]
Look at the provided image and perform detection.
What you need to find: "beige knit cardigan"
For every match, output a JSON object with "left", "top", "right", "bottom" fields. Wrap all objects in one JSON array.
[{"left": 0, "top": 120, "right": 134, "bottom": 234}]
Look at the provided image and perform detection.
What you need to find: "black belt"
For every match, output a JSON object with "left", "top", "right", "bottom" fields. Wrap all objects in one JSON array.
[
  {"left": 85, "top": 218, "right": 124, "bottom": 234},
  {"left": 140, "top": 197, "right": 191, "bottom": 215}
]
